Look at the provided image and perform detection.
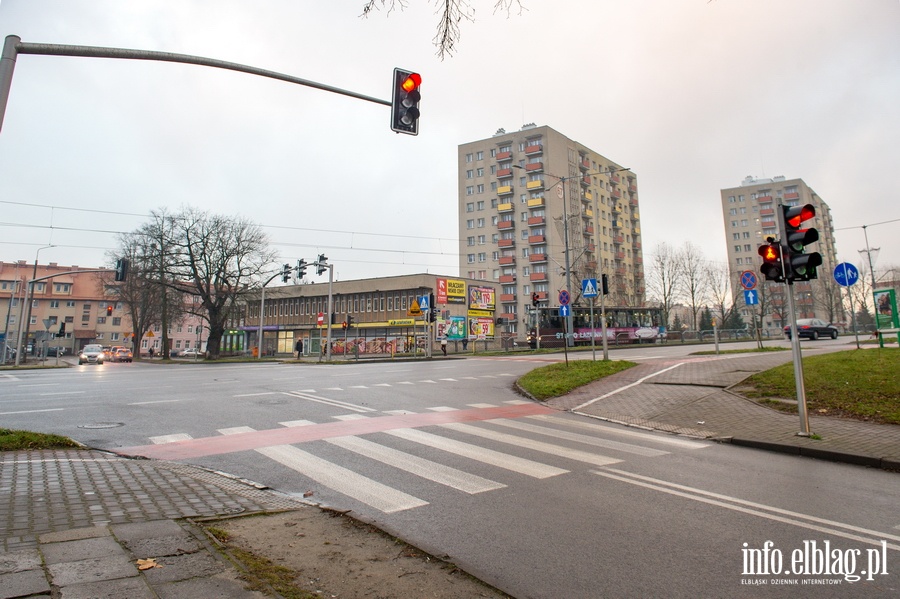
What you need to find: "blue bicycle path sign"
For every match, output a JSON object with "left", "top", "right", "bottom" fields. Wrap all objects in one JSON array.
[{"left": 833, "top": 262, "right": 859, "bottom": 287}]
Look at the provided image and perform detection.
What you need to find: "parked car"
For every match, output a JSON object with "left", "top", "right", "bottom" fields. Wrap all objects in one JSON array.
[
  {"left": 784, "top": 318, "right": 839, "bottom": 340},
  {"left": 78, "top": 344, "right": 105, "bottom": 365},
  {"left": 112, "top": 348, "right": 133, "bottom": 362},
  {"left": 180, "top": 347, "right": 202, "bottom": 358}
]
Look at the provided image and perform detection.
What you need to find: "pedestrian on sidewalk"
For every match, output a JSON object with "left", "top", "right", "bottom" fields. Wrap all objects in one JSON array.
[
  {"left": 441, "top": 337, "right": 448, "bottom": 356},
  {"left": 295, "top": 338, "right": 303, "bottom": 358}
]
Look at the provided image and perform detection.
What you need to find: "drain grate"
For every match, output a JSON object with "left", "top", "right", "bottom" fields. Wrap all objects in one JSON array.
[{"left": 79, "top": 422, "right": 125, "bottom": 429}]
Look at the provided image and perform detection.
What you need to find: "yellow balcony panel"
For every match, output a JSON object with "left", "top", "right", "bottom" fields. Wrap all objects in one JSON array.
[
  {"left": 527, "top": 197, "right": 545, "bottom": 208},
  {"left": 584, "top": 209, "right": 593, "bottom": 217},
  {"left": 634, "top": 227, "right": 641, "bottom": 234},
  {"left": 526, "top": 180, "right": 544, "bottom": 190},
  {"left": 497, "top": 185, "right": 513, "bottom": 195},
  {"left": 583, "top": 191, "right": 593, "bottom": 201},
  {"left": 498, "top": 202, "right": 514, "bottom": 212}
]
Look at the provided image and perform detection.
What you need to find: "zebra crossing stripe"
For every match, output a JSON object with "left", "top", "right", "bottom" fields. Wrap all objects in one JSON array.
[
  {"left": 526, "top": 415, "right": 709, "bottom": 449},
  {"left": 149, "top": 433, "right": 192, "bottom": 444},
  {"left": 439, "top": 422, "right": 622, "bottom": 467},
  {"left": 326, "top": 435, "right": 505, "bottom": 494},
  {"left": 485, "top": 418, "right": 669, "bottom": 457},
  {"left": 385, "top": 428, "right": 567, "bottom": 479}
]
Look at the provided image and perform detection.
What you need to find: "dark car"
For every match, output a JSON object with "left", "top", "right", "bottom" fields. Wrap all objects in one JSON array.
[{"left": 784, "top": 318, "right": 839, "bottom": 340}]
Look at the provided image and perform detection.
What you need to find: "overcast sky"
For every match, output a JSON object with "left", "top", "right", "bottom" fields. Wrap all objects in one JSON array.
[{"left": 1, "top": 0, "right": 898, "bottom": 285}]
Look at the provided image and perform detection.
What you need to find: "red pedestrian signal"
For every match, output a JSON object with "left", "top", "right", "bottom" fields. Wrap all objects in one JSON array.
[{"left": 758, "top": 241, "right": 784, "bottom": 282}]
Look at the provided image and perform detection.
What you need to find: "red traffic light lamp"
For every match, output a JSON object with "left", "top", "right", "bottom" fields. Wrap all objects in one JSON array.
[
  {"left": 106, "top": 305, "right": 113, "bottom": 316},
  {"left": 758, "top": 240, "right": 784, "bottom": 282}
]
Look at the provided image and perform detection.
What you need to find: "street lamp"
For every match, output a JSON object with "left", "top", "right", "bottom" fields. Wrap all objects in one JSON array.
[{"left": 14, "top": 244, "right": 54, "bottom": 366}]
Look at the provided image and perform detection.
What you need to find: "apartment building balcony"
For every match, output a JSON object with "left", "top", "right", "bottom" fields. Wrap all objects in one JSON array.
[
  {"left": 499, "top": 294, "right": 516, "bottom": 302},
  {"left": 612, "top": 188, "right": 621, "bottom": 198},
  {"left": 760, "top": 207, "right": 775, "bottom": 216},
  {"left": 584, "top": 225, "right": 595, "bottom": 235},
  {"left": 529, "top": 272, "right": 548, "bottom": 282},
  {"left": 524, "top": 144, "right": 543, "bottom": 155},
  {"left": 528, "top": 216, "right": 545, "bottom": 226},
  {"left": 634, "top": 226, "right": 641, "bottom": 235},
  {"left": 496, "top": 150, "right": 512, "bottom": 161},
  {"left": 582, "top": 191, "right": 592, "bottom": 201},
  {"left": 586, "top": 243, "right": 596, "bottom": 253},
  {"left": 629, "top": 197, "right": 639, "bottom": 206},
  {"left": 498, "top": 256, "right": 516, "bottom": 265},
  {"left": 635, "top": 256, "right": 643, "bottom": 264},
  {"left": 499, "top": 274, "right": 516, "bottom": 284},
  {"left": 586, "top": 260, "right": 598, "bottom": 271},
  {"left": 498, "top": 202, "right": 514, "bottom": 212},
  {"left": 757, "top": 195, "right": 773, "bottom": 203},
  {"left": 615, "top": 251, "right": 625, "bottom": 260},
  {"left": 614, "top": 234, "right": 625, "bottom": 244},
  {"left": 583, "top": 208, "right": 593, "bottom": 218},
  {"left": 497, "top": 219, "right": 514, "bottom": 230},
  {"left": 527, "top": 196, "right": 545, "bottom": 208},
  {"left": 528, "top": 234, "right": 546, "bottom": 244},
  {"left": 612, "top": 220, "right": 622, "bottom": 229},
  {"left": 615, "top": 267, "right": 627, "bottom": 276},
  {"left": 498, "top": 238, "right": 515, "bottom": 248},
  {"left": 633, "top": 241, "right": 641, "bottom": 249},
  {"left": 581, "top": 175, "right": 591, "bottom": 186},
  {"left": 525, "top": 162, "right": 543, "bottom": 172},
  {"left": 526, "top": 180, "right": 544, "bottom": 190},
  {"left": 611, "top": 173, "right": 621, "bottom": 184},
  {"left": 500, "top": 312, "right": 517, "bottom": 322},
  {"left": 628, "top": 183, "right": 637, "bottom": 193},
  {"left": 761, "top": 220, "right": 776, "bottom": 229},
  {"left": 529, "top": 253, "right": 547, "bottom": 263},
  {"left": 580, "top": 157, "right": 590, "bottom": 170},
  {"left": 784, "top": 192, "right": 800, "bottom": 200},
  {"left": 496, "top": 167, "right": 513, "bottom": 178},
  {"left": 497, "top": 185, "right": 513, "bottom": 196}
]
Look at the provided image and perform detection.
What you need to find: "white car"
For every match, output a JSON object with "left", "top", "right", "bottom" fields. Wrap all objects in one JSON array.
[
  {"left": 181, "top": 348, "right": 202, "bottom": 357},
  {"left": 79, "top": 344, "right": 105, "bottom": 365}
]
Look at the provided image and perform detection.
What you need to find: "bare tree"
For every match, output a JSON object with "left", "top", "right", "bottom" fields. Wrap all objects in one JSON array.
[
  {"left": 706, "top": 262, "right": 742, "bottom": 328},
  {"left": 677, "top": 241, "right": 707, "bottom": 329},
  {"left": 361, "top": 0, "right": 525, "bottom": 58},
  {"left": 107, "top": 233, "right": 165, "bottom": 360},
  {"left": 161, "top": 208, "right": 276, "bottom": 360},
  {"left": 646, "top": 242, "right": 682, "bottom": 328}
]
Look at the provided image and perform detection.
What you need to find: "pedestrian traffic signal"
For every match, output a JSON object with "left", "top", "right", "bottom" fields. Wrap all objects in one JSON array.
[
  {"left": 281, "top": 263, "right": 292, "bottom": 283},
  {"left": 390, "top": 68, "right": 421, "bottom": 135},
  {"left": 780, "top": 204, "right": 822, "bottom": 282},
  {"left": 114, "top": 258, "right": 129, "bottom": 282},
  {"left": 758, "top": 240, "right": 784, "bottom": 282},
  {"left": 316, "top": 254, "right": 327, "bottom": 276},
  {"left": 531, "top": 292, "right": 539, "bottom": 307},
  {"left": 296, "top": 259, "right": 307, "bottom": 279}
]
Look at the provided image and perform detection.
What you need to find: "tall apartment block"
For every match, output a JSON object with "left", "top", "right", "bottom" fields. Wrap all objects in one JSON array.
[
  {"left": 458, "top": 124, "right": 645, "bottom": 338},
  {"left": 720, "top": 176, "right": 839, "bottom": 332}
]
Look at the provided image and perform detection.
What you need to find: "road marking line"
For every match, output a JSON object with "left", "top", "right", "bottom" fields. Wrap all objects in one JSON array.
[
  {"left": 386, "top": 428, "right": 567, "bottom": 479},
  {"left": 149, "top": 433, "right": 193, "bottom": 444},
  {"left": 397, "top": 381, "right": 414, "bottom": 385},
  {"left": 418, "top": 380, "right": 437, "bottom": 384},
  {"left": 373, "top": 383, "right": 392, "bottom": 387},
  {"left": 129, "top": 399, "right": 182, "bottom": 405},
  {"left": 593, "top": 468, "right": 900, "bottom": 549},
  {"left": 326, "top": 435, "right": 505, "bottom": 494},
  {"left": 334, "top": 414, "right": 368, "bottom": 421},
  {"left": 440, "top": 422, "right": 622, "bottom": 468},
  {"left": 468, "top": 403, "right": 497, "bottom": 409},
  {"left": 573, "top": 362, "right": 685, "bottom": 411},
  {"left": 279, "top": 420, "right": 315, "bottom": 427},
  {"left": 527, "top": 415, "right": 709, "bottom": 449},
  {"left": 0, "top": 408, "right": 65, "bottom": 415},
  {"left": 38, "top": 391, "right": 85, "bottom": 396},
  {"left": 233, "top": 392, "right": 278, "bottom": 398},
  {"left": 439, "top": 378, "right": 458, "bottom": 382},
  {"left": 284, "top": 391, "right": 377, "bottom": 413},
  {"left": 428, "top": 406, "right": 458, "bottom": 412},
  {"left": 383, "top": 409, "right": 416, "bottom": 415},
  {"left": 486, "top": 418, "right": 668, "bottom": 457},
  {"left": 14, "top": 383, "right": 59, "bottom": 387}
]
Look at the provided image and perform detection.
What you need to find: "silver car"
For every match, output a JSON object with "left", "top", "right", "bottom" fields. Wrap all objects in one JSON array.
[{"left": 78, "top": 344, "right": 105, "bottom": 365}]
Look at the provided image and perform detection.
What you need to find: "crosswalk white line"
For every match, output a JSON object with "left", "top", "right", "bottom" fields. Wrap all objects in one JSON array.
[
  {"left": 149, "top": 433, "right": 192, "bottom": 444},
  {"left": 467, "top": 403, "right": 498, "bottom": 409},
  {"left": 218, "top": 426, "right": 428, "bottom": 513},
  {"left": 386, "top": 428, "right": 568, "bottom": 479},
  {"left": 334, "top": 414, "right": 368, "bottom": 421},
  {"left": 526, "top": 415, "right": 709, "bottom": 449},
  {"left": 383, "top": 409, "right": 416, "bottom": 415},
  {"left": 428, "top": 406, "right": 458, "bottom": 412},
  {"left": 485, "top": 418, "right": 669, "bottom": 457},
  {"left": 326, "top": 435, "right": 505, "bottom": 494},
  {"left": 439, "top": 422, "right": 622, "bottom": 467},
  {"left": 279, "top": 419, "right": 315, "bottom": 427}
]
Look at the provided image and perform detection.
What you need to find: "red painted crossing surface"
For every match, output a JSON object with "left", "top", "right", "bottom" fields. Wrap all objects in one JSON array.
[{"left": 116, "top": 403, "right": 557, "bottom": 461}]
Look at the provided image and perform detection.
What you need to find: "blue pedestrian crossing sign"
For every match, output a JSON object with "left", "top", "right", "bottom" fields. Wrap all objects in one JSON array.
[
  {"left": 418, "top": 295, "right": 430, "bottom": 310},
  {"left": 744, "top": 289, "right": 759, "bottom": 305},
  {"left": 559, "top": 305, "right": 570, "bottom": 317},
  {"left": 833, "top": 262, "right": 860, "bottom": 287},
  {"left": 582, "top": 278, "right": 598, "bottom": 298}
]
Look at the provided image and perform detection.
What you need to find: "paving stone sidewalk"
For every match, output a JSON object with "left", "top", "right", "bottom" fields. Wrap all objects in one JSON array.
[
  {"left": 0, "top": 449, "right": 305, "bottom": 598},
  {"left": 547, "top": 351, "right": 900, "bottom": 470}
]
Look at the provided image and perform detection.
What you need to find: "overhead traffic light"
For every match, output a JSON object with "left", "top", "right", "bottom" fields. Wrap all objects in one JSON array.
[
  {"left": 114, "top": 258, "right": 129, "bottom": 282},
  {"left": 281, "top": 263, "right": 292, "bottom": 283},
  {"left": 780, "top": 203, "right": 822, "bottom": 282},
  {"left": 316, "top": 254, "right": 327, "bottom": 276},
  {"left": 758, "top": 240, "right": 784, "bottom": 282},
  {"left": 296, "top": 259, "right": 307, "bottom": 279},
  {"left": 390, "top": 68, "right": 421, "bottom": 135}
]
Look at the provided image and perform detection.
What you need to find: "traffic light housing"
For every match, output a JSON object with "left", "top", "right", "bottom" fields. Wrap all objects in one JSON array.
[
  {"left": 106, "top": 305, "right": 113, "bottom": 316},
  {"left": 316, "top": 254, "right": 327, "bottom": 276},
  {"left": 391, "top": 68, "right": 421, "bottom": 135},
  {"left": 281, "top": 263, "right": 292, "bottom": 283},
  {"left": 346, "top": 315, "right": 354, "bottom": 327},
  {"left": 114, "top": 258, "right": 129, "bottom": 282},
  {"left": 296, "top": 259, "right": 307, "bottom": 279},
  {"left": 780, "top": 203, "right": 822, "bottom": 282},
  {"left": 57, "top": 322, "right": 66, "bottom": 338},
  {"left": 758, "top": 240, "right": 784, "bottom": 282},
  {"left": 601, "top": 273, "right": 609, "bottom": 295},
  {"left": 531, "top": 292, "right": 539, "bottom": 307}
]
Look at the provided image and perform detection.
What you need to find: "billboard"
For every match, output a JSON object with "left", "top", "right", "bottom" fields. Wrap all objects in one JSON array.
[
  {"left": 468, "top": 285, "right": 495, "bottom": 311},
  {"left": 445, "top": 278, "right": 467, "bottom": 304}
]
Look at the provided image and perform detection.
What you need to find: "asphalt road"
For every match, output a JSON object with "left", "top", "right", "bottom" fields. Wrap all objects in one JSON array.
[{"left": 2, "top": 344, "right": 897, "bottom": 597}]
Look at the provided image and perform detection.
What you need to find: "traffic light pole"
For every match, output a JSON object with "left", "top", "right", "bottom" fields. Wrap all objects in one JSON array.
[
  {"left": 257, "top": 270, "right": 285, "bottom": 360},
  {"left": 784, "top": 280, "right": 811, "bottom": 436}
]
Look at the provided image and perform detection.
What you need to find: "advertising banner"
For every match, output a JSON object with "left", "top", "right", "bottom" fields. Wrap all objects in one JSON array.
[
  {"left": 874, "top": 288, "right": 899, "bottom": 330},
  {"left": 440, "top": 316, "right": 468, "bottom": 340},
  {"left": 446, "top": 278, "right": 467, "bottom": 304},
  {"left": 468, "top": 317, "right": 495, "bottom": 339},
  {"left": 468, "top": 286, "right": 495, "bottom": 311}
]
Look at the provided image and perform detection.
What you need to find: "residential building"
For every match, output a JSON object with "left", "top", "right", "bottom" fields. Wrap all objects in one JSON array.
[
  {"left": 719, "top": 176, "right": 839, "bottom": 333},
  {"left": 458, "top": 124, "right": 645, "bottom": 340}
]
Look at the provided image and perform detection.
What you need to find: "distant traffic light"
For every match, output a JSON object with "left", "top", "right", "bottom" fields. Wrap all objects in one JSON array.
[
  {"left": 281, "top": 263, "right": 292, "bottom": 283},
  {"left": 758, "top": 240, "right": 784, "bottom": 282},
  {"left": 601, "top": 273, "right": 609, "bottom": 296},
  {"left": 316, "top": 254, "right": 327, "bottom": 276},
  {"left": 780, "top": 204, "right": 822, "bottom": 282},
  {"left": 390, "top": 68, "right": 421, "bottom": 135},
  {"left": 106, "top": 305, "right": 113, "bottom": 316},
  {"left": 346, "top": 315, "right": 354, "bottom": 328},
  {"left": 57, "top": 322, "right": 66, "bottom": 338},
  {"left": 296, "top": 259, "right": 307, "bottom": 279},
  {"left": 532, "top": 292, "right": 539, "bottom": 307},
  {"left": 114, "top": 258, "right": 129, "bottom": 282}
]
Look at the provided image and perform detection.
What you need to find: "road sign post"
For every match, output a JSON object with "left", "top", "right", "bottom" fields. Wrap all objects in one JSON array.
[
  {"left": 833, "top": 262, "right": 861, "bottom": 348},
  {"left": 582, "top": 280, "right": 598, "bottom": 361}
]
